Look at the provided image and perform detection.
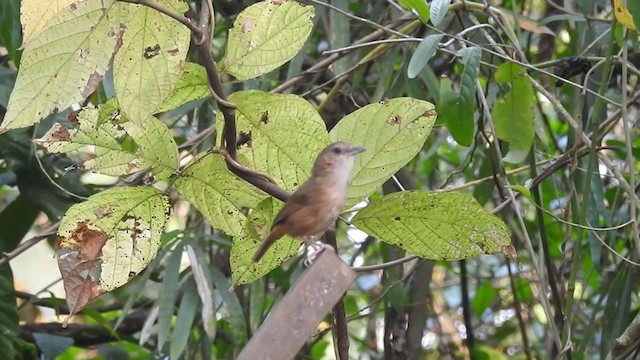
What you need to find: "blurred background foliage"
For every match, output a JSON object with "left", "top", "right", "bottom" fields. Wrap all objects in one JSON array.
[{"left": 1, "top": 0, "right": 640, "bottom": 359}]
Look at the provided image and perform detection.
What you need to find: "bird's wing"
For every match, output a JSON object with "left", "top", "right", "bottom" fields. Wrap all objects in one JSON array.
[{"left": 270, "top": 190, "right": 311, "bottom": 229}]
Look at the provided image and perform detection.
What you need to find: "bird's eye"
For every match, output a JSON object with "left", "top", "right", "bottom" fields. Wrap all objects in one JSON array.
[{"left": 332, "top": 147, "right": 342, "bottom": 154}]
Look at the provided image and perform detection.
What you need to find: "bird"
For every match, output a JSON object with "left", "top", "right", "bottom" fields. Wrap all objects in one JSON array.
[{"left": 252, "top": 141, "right": 366, "bottom": 262}]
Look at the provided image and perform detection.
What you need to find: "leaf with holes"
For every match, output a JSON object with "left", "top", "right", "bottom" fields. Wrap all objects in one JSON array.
[
  {"left": 33, "top": 107, "right": 179, "bottom": 180},
  {"left": 56, "top": 186, "right": 169, "bottom": 324},
  {"left": 113, "top": 0, "right": 189, "bottom": 124},
  {"left": 330, "top": 98, "right": 436, "bottom": 206},
  {"left": 1, "top": 0, "right": 124, "bottom": 132},
  {"left": 230, "top": 197, "right": 299, "bottom": 285},
  {"left": 175, "top": 153, "right": 268, "bottom": 238},
  {"left": 352, "top": 191, "right": 513, "bottom": 260},
  {"left": 222, "top": 0, "right": 314, "bottom": 80},
  {"left": 492, "top": 62, "right": 535, "bottom": 163},
  {"left": 216, "top": 90, "right": 330, "bottom": 191}
]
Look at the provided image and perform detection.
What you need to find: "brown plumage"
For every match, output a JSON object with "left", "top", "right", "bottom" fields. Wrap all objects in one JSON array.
[{"left": 252, "top": 142, "right": 365, "bottom": 262}]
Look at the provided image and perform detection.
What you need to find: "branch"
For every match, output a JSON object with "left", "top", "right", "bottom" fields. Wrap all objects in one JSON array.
[{"left": 0, "top": 224, "right": 58, "bottom": 268}]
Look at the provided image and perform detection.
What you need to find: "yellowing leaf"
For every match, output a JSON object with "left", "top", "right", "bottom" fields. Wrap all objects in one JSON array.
[
  {"left": 352, "top": 191, "right": 513, "bottom": 260},
  {"left": 222, "top": 0, "right": 314, "bottom": 80},
  {"left": 20, "top": 0, "right": 74, "bottom": 46},
  {"left": 1, "top": 0, "right": 124, "bottom": 132},
  {"left": 33, "top": 107, "right": 179, "bottom": 180},
  {"left": 613, "top": 0, "right": 636, "bottom": 30},
  {"left": 113, "top": 0, "right": 190, "bottom": 124},
  {"left": 57, "top": 186, "right": 169, "bottom": 322},
  {"left": 330, "top": 98, "right": 436, "bottom": 206},
  {"left": 175, "top": 153, "right": 268, "bottom": 238},
  {"left": 216, "top": 90, "right": 330, "bottom": 191}
]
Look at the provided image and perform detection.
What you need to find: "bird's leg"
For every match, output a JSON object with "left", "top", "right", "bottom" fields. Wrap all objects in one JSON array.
[{"left": 301, "top": 236, "right": 334, "bottom": 266}]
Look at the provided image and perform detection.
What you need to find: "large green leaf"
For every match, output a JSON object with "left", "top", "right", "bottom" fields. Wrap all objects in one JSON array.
[
  {"left": 491, "top": 62, "right": 535, "bottom": 163},
  {"left": 113, "top": 0, "right": 189, "bottom": 124},
  {"left": 1, "top": 0, "right": 123, "bottom": 131},
  {"left": 352, "top": 191, "right": 512, "bottom": 260},
  {"left": 175, "top": 153, "right": 268, "bottom": 238},
  {"left": 437, "top": 47, "right": 481, "bottom": 146},
  {"left": 330, "top": 98, "right": 436, "bottom": 206},
  {"left": 216, "top": 90, "right": 330, "bottom": 191},
  {"left": 33, "top": 107, "right": 179, "bottom": 181},
  {"left": 221, "top": 0, "right": 315, "bottom": 80},
  {"left": 56, "top": 186, "right": 169, "bottom": 322}
]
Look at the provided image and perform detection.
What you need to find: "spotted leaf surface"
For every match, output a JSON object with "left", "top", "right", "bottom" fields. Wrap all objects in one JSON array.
[
  {"left": 330, "top": 98, "right": 436, "bottom": 206},
  {"left": 222, "top": 0, "right": 314, "bottom": 80},
  {"left": 57, "top": 186, "right": 169, "bottom": 323},
  {"left": 352, "top": 191, "right": 513, "bottom": 260}
]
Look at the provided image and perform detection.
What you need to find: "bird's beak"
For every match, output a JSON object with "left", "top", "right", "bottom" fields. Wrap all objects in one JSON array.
[{"left": 349, "top": 146, "right": 366, "bottom": 155}]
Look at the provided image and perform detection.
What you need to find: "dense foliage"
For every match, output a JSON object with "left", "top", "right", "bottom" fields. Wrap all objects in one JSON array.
[{"left": 0, "top": 0, "right": 639, "bottom": 359}]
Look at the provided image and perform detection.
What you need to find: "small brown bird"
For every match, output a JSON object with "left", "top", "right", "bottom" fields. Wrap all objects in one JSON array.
[{"left": 252, "top": 142, "right": 365, "bottom": 262}]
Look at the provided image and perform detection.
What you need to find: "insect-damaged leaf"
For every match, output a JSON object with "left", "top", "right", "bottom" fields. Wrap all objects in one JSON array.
[
  {"left": 330, "top": 98, "right": 436, "bottom": 206},
  {"left": 215, "top": 90, "right": 330, "bottom": 192},
  {"left": 221, "top": 0, "right": 314, "bottom": 80},
  {"left": 56, "top": 186, "right": 169, "bottom": 323},
  {"left": 113, "top": 0, "right": 189, "bottom": 124},
  {"left": 352, "top": 191, "right": 513, "bottom": 260},
  {"left": 33, "top": 107, "right": 179, "bottom": 181},
  {"left": 1, "top": 0, "right": 124, "bottom": 131}
]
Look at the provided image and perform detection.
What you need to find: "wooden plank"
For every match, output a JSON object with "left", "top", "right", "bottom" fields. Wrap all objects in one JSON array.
[{"left": 238, "top": 251, "right": 356, "bottom": 360}]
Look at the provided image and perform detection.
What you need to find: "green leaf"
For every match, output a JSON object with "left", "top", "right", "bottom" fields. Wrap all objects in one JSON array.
[
  {"left": 397, "top": 0, "right": 430, "bottom": 23},
  {"left": 471, "top": 282, "right": 497, "bottom": 316},
  {"left": 352, "top": 191, "right": 513, "bottom": 260},
  {"left": 33, "top": 108, "right": 179, "bottom": 180},
  {"left": 158, "top": 62, "right": 211, "bottom": 113},
  {"left": 437, "top": 47, "right": 481, "bottom": 146},
  {"left": 430, "top": 0, "right": 452, "bottom": 26},
  {"left": 170, "top": 279, "right": 199, "bottom": 360},
  {"left": 56, "top": 186, "right": 169, "bottom": 321},
  {"left": 1, "top": 0, "right": 122, "bottom": 131},
  {"left": 230, "top": 197, "right": 299, "bottom": 286},
  {"left": 175, "top": 153, "right": 268, "bottom": 238},
  {"left": 221, "top": 1, "right": 315, "bottom": 80},
  {"left": 407, "top": 34, "right": 443, "bottom": 79},
  {"left": 491, "top": 62, "right": 535, "bottom": 163},
  {"left": 157, "top": 242, "right": 183, "bottom": 351},
  {"left": 0, "top": 194, "right": 40, "bottom": 253},
  {"left": 113, "top": 0, "right": 189, "bottom": 124},
  {"left": 330, "top": 98, "right": 436, "bottom": 206},
  {"left": 0, "top": 0, "right": 22, "bottom": 65},
  {"left": 216, "top": 90, "right": 330, "bottom": 191}
]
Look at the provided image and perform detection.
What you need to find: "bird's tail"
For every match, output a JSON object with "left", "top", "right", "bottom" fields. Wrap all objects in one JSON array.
[{"left": 252, "top": 226, "right": 286, "bottom": 262}]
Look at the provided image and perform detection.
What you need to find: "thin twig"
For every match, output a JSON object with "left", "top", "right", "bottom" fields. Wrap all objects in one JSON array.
[{"left": 0, "top": 224, "right": 59, "bottom": 268}]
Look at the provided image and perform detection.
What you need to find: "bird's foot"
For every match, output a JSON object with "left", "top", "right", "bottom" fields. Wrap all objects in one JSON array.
[{"left": 303, "top": 242, "right": 334, "bottom": 266}]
